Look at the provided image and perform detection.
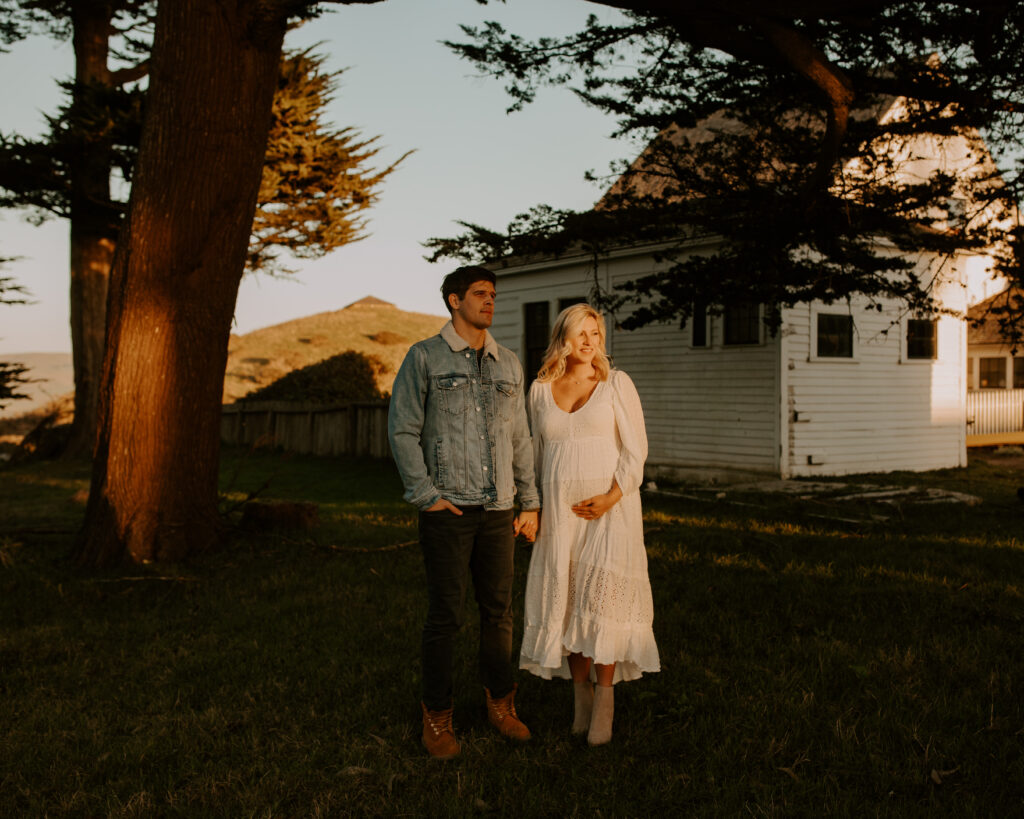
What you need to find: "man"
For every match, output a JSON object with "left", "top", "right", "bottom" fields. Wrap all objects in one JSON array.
[{"left": 389, "top": 265, "right": 540, "bottom": 759}]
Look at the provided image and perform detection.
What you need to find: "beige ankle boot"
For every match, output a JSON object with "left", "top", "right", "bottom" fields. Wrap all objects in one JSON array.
[
  {"left": 572, "top": 680, "right": 594, "bottom": 735},
  {"left": 587, "top": 684, "right": 614, "bottom": 745}
]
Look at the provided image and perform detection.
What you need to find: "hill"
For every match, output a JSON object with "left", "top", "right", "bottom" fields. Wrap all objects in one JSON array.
[
  {"left": 0, "top": 297, "right": 447, "bottom": 427},
  {"left": 224, "top": 296, "right": 447, "bottom": 403}
]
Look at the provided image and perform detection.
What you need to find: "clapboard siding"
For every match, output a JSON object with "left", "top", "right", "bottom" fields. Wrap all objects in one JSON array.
[
  {"left": 492, "top": 242, "right": 971, "bottom": 479},
  {"left": 490, "top": 259, "right": 596, "bottom": 366},
  {"left": 782, "top": 282, "right": 967, "bottom": 477},
  {"left": 491, "top": 246, "right": 780, "bottom": 475},
  {"left": 605, "top": 269, "right": 778, "bottom": 471}
]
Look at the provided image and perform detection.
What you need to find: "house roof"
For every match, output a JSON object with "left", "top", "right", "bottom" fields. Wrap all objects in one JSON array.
[
  {"left": 493, "top": 94, "right": 1011, "bottom": 278},
  {"left": 597, "top": 98, "right": 902, "bottom": 208},
  {"left": 967, "top": 287, "right": 1023, "bottom": 345}
]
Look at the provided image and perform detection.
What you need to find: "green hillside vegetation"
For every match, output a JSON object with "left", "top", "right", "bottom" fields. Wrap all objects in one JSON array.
[
  {"left": 224, "top": 297, "right": 446, "bottom": 403},
  {"left": 242, "top": 350, "right": 384, "bottom": 403}
]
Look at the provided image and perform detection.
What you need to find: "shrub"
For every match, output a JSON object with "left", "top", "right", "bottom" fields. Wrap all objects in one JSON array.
[{"left": 241, "top": 350, "right": 385, "bottom": 403}]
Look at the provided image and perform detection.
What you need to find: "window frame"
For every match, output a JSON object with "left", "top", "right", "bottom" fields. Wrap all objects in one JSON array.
[
  {"left": 810, "top": 306, "right": 857, "bottom": 362},
  {"left": 522, "top": 300, "right": 550, "bottom": 386},
  {"left": 1014, "top": 358, "right": 1024, "bottom": 389},
  {"left": 902, "top": 316, "right": 938, "bottom": 362},
  {"left": 688, "top": 301, "right": 709, "bottom": 349},
  {"left": 722, "top": 300, "right": 762, "bottom": 347},
  {"left": 979, "top": 356, "right": 1008, "bottom": 389}
]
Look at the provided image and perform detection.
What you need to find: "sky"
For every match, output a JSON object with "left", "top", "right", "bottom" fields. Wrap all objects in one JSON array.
[{"left": 0, "top": 0, "right": 636, "bottom": 355}]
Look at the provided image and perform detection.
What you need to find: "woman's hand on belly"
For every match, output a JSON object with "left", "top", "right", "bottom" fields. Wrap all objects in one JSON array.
[{"left": 571, "top": 480, "right": 623, "bottom": 520}]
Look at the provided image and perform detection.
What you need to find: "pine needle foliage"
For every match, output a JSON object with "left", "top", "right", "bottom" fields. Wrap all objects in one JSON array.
[
  {"left": 432, "top": 2, "right": 1024, "bottom": 340},
  {"left": 0, "top": 14, "right": 407, "bottom": 275},
  {"left": 251, "top": 48, "right": 411, "bottom": 274},
  {"left": 0, "top": 267, "right": 30, "bottom": 409},
  {"left": 0, "top": 80, "right": 143, "bottom": 228}
]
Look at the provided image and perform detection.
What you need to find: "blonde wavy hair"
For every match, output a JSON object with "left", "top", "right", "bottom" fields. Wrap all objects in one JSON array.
[{"left": 536, "top": 303, "right": 611, "bottom": 383}]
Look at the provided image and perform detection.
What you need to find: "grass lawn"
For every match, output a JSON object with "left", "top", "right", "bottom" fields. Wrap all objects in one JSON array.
[{"left": 1, "top": 447, "right": 1023, "bottom": 817}]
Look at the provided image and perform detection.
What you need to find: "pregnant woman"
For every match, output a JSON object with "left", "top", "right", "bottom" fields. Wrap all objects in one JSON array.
[{"left": 520, "top": 303, "right": 660, "bottom": 745}]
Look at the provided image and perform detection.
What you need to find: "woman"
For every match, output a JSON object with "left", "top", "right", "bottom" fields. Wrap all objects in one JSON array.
[{"left": 520, "top": 303, "right": 660, "bottom": 745}]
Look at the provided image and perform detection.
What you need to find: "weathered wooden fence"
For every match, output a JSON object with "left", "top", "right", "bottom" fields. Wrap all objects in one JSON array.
[{"left": 221, "top": 400, "right": 390, "bottom": 458}]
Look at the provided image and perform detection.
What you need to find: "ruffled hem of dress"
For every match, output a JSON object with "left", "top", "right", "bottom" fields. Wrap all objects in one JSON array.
[{"left": 519, "top": 618, "right": 660, "bottom": 684}]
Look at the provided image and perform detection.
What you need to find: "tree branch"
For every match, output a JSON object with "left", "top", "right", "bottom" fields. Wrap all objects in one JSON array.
[
  {"left": 753, "top": 17, "right": 855, "bottom": 202},
  {"left": 109, "top": 59, "right": 150, "bottom": 86}
]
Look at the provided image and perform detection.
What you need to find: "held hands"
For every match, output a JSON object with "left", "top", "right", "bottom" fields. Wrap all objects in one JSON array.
[
  {"left": 513, "top": 509, "right": 539, "bottom": 542},
  {"left": 572, "top": 482, "right": 623, "bottom": 521}
]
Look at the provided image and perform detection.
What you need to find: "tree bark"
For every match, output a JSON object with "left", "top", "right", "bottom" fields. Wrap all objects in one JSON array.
[
  {"left": 64, "top": 1, "right": 118, "bottom": 459},
  {"left": 73, "top": 0, "right": 290, "bottom": 567}
]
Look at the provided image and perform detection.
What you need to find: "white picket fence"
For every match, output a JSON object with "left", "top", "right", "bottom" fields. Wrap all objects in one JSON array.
[{"left": 966, "top": 389, "right": 1024, "bottom": 435}]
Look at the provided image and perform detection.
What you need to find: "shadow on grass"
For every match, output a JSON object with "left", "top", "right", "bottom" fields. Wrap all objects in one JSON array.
[{"left": 0, "top": 448, "right": 1022, "bottom": 816}]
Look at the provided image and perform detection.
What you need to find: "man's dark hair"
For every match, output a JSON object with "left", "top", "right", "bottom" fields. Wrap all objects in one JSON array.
[{"left": 441, "top": 266, "right": 496, "bottom": 313}]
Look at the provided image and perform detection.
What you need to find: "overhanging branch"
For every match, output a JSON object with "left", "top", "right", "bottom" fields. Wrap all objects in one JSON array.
[{"left": 109, "top": 59, "right": 149, "bottom": 86}]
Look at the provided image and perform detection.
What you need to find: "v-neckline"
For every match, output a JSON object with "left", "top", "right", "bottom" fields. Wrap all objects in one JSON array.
[{"left": 549, "top": 378, "right": 602, "bottom": 415}]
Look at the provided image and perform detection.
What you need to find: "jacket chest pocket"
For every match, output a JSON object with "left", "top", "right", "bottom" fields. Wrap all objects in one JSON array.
[
  {"left": 494, "top": 380, "right": 518, "bottom": 422},
  {"left": 435, "top": 374, "right": 471, "bottom": 415}
]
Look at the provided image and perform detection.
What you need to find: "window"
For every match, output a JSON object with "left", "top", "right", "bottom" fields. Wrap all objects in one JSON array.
[
  {"left": 980, "top": 356, "right": 1007, "bottom": 389},
  {"left": 689, "top": 301, "right": 708, "bottom": 348},
  {"left": 558, "top": 295, "right": 587, "bottom": 312},
  {"left": 1015, "top": 358, "right": 1024, "bottom": 389},
  {"left": 906, "top": 318, "right": 937, "bottom": 360},
  {"left": 523, "top": 301, "right": 550, "bottom": 385},
  {"left": 816, "top": 313, "right": 853, "bottom": 358},
  {"left": 724, "top": 301, "right": 760, "bottom": 345}
]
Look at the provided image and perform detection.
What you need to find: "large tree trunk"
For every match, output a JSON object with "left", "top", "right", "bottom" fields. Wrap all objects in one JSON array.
[
  {"left": 66, "top": 230, "right": 115, "bottom": 458},
  {"left": 64, "top": 1, "right": 117, "bottom": 459},
  {"left": 73, "top": 0, "right": 289, "bottom": 567}
]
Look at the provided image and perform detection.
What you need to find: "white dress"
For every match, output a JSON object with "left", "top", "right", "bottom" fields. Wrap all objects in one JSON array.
[{"left": 520, "top": 369, "right": 660, "bottom": 684}]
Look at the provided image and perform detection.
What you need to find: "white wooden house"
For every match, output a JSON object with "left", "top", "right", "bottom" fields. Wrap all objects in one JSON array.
[
  {"left": 488, "top": 105, "right": 1011, "bottom": 480},
  {"left": 965, "top": 287, "right": 1024, "bottom": 445}
]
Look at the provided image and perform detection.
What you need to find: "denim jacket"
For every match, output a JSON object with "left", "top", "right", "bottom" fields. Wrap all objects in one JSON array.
[{"left": 388, "top": 321, "right": 540, "bottom": 512}]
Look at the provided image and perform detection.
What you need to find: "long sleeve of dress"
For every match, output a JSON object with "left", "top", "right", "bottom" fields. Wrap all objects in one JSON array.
[
  {"left": 527, "top": 380, "right": 545, "bottom": 505},
  {"left": 611, "top": 370, "right": 648, "bottom": 496}
]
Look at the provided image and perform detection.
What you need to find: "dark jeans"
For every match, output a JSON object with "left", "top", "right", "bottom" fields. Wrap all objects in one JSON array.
[{"left": 419, "top": 506, "right": 516, "bottom": 711}]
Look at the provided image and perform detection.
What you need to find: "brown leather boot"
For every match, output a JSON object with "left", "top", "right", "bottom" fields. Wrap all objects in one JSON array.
[
  {"left": 421, "top": 702, "right": 460, "bottom": 759},
  {"left": 484, "top": 684, "right": 531, "bottom": 742}
]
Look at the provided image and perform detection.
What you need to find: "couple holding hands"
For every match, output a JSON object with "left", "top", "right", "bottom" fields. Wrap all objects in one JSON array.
[{"left": 388, "top": 265, "right": 659, "bottom": 759}]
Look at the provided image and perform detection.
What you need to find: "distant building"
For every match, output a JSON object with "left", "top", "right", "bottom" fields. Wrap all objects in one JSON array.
[
  {"left": 964, "top": 288, "right": 1024, "bottom": 446},
  {"left": 489, "top": 103, "right": 1011, "bottom": 480}
]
